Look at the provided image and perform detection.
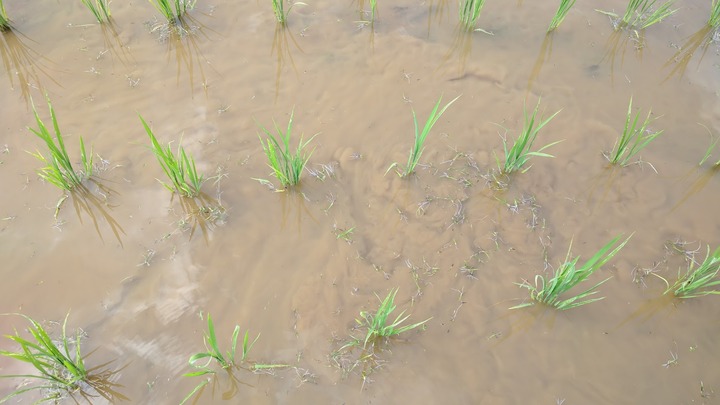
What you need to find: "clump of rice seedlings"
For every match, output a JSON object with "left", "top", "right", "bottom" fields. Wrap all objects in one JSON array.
[
  {"left": 605, "top": 97, "right": 663, "bottom": 167},
  {"left": 597, "top": 0, "right": 677, "bottom": 30},
  {"left": 271, "top": 0, "right": 306, "bottom": 25},
  {"left": 81, "top": 0, "right": 111, "bottom": 23},
  {"left": 181, "top": 314, "right": 287, "bottom": 404},
  {"left": 256, "top": 109, "right": 317, "bottom": 189},
  {"left": 149, "top": 0, "right": 196, "bottom": 22},
  {"left": 341, "top": 288, "right": 431, "bottom": 352},
  {"left": 0, "top": 0, "right": 10, "bottom": 31},
  {"left": 498, "top": 98, "right": 562, "bottom": 174},
  {"left": 459, "top": 0, "right": 486, "bottom": 30},
  {"left": 0, "top": 314, "right": 89, "bottom": 402},
  {"left": 548, "top": 0, "right": 576, "bottom": 32},
  {"left": 511, "top": 235, "right": 632, "bottom": 310},
  {"left": 663, "top": 246, "right": 720, "bottom": 298},
  {"left": 28, "top": 96, "right": 93, "bottom": 191},
  {"left": 711, "top": 0, "right": 720, "bottom": 27},
  {"left": 140, "top": 115, "right": 204, "bottom": 197},
  {"left": 387, "top": 95, "right": 460, "bottom": 177}
]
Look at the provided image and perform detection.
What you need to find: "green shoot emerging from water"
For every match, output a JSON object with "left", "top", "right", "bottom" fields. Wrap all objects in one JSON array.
[
  {"left": 711, "top": 0, "right": 720, "bottom": 28},
  {"left": 606, "top": 97, "right": 662, "bottom": 167},
  {"left": 29, "top": 96, "right": 93, "bottom": 190},
  {"left": 387, "top": 95, "right": 460, "bottom": 177},
  {"left": 271, "top": 0, "right": 305, "bottom": 25},
  {"left": 664, "top": 246, "right": 720, "bottom": 298},
  {"left": 0, "top": 0, "right": 10, "bottom": 30},
  {"left": 511, "top": 235, "right": 632, "bottom": 310},
  {"left": 459, "top": 0, "right": 486, "bottom": 30},
  {"left": 343, "top": 288, "right": 431, "bottom": 352},
  {"left": 499, "top": 98, "right": 562, "bottom": 174},
  {"left": 598, "top": 0, "right": 677, "bottom": 30},
  {"left": 548, "top": 0, "right": 576, "bottom": 32},
  {"left": 181, "top": 314, "right": 287, "bottom": 405},
  {"left": 698, "top": 124, "right": 720, "bottom": 166},
  {"left": 0, "top": 314, "right": 89, "bottom": 403},
  {"left": 140, "top": 115, "right": 203, "bottom": 197},
  {"left": 149, "top": 0, "right": 196, "bottom": 22},
  {"left": 81, "top": 0, "right": 111, "bottom": 22},
  {"left": 256, "top": 109, "right": 316, "bottom": 189}
]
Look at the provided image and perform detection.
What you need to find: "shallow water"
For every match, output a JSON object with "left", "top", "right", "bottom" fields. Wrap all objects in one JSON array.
[{"left": 1, "top": 0, "right": 720, "bottom": 403}]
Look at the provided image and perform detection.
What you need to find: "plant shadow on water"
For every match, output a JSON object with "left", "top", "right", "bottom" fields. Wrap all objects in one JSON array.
[
  {"left": 439, "top": 25, "right": 477, "bottom": 75},
  {"left": 272, "top": 23, "right": 303, "bottom": 103},
  {"left": 526, "top": 32, "right": 555, "bottom": 94},
  {"left": 600, "top": 29, "right": 645, "bottom": 85},
  {"left": 175, "top": 192, "right": 227, "bottom": 243},
  {"left": 670, "top": 165, "right": 720, "bottom": 212},
  {"left": 98, "top": 20, "right": 134, "bottom": 68},
  {"left": 277, "top": 189, "right": 317, "bottom": 234},
  {"left": 66, "top": 180, "right": 126, "bottom": 246},
  {"left": 0, "top": 28, "right": 60, "bottom": 104},
  {"left": 426, "top": 0, "right": 451, "bottom": 36},
  {"left": 148, "top": 13, "right": 218, "bottom": 98},
  {"left": 662, "top": 25, "right": 718, "bottom": 81}
]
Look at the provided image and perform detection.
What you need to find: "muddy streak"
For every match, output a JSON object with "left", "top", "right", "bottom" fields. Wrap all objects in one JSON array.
[{"left": 1, "top": 0, "right": 720, "bottom": 403}]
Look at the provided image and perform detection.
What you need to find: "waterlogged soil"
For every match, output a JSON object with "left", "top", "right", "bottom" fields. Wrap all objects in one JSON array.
[{"left": 1, "top": 0, "right": 720, "bottom": 403}]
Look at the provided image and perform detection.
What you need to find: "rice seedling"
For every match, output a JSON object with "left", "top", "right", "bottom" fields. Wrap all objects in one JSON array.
[
  {"left": 597, "top": 0, "right": 677, "bottom": 30},
  {"left": 181, "top": 314, "right": 287, "bottom": 404},
  {"left": 698, "top": 124, "right": 720, "bottom": 166},
  {"left": 341, "top": 288, "right": 431, "bottom": 352},
  {"left": 81, "top": 0, "right": 111, "bottom": 23},
  {"left": 28, "top": 96, "right": 93, "bottom": 191},
  {"left": 140, "top": 115, "right": 204, "bottom": 197},
  {"left": 0, "top": 314, "right": 89, "bottom": 402},
  {"left": 459, "top": 0, "right": 486, "bottom": 30},
  {"left": 0, "top": 0, "right": 10, "bottom": 31},
  {"left": 605, "top": 97, "right": 663, "bottom": 167},
  {"left": 548, "top": 0, "right": 576, "bottom": 32},
  {"left": 511, "top": 234, "right": 632, "bottom": 310},
  {"left": 271, "top": 0, "right": 306, "bottom": 25},
  {"left": 711, "top": 0, "right": 720, "bottom": 27},
  {"left": 498, "top": 98, "right": 562, "bottom": 174},
  {"left": 663, "top": 246, "right": 720, "bottom": 298},
  {"left": 149, "top": 0, "right": 196, "bottom": 22},
  {"left": 386, "top": 95, "right": 460, "bottom": 177},
  {"left": 256, "top": 109, "right": 317, "bottom": 189}
]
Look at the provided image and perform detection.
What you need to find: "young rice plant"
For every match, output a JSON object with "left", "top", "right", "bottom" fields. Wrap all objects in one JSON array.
[
  {"left": 149, "top": 0, "right": 196, "bottom": 22},
  {"left": 598, "top": 0, "right": 677, "bottom": 30},
  {"left": 181, "top": 314, "right": 287, "bottom": 404},
  {"left": 0, "top": 0, "right": 10, "bottom": 30},
  {"left": 387, "top": 95, "right": 460, "bottom": 177},
  {"left": 710, "top": 0, "right": 720, "bottom": 28},
  {"left": 256, "top": 109, "right": 316, "bottom": 189},
  {"left": 29, "top": 96, "right": 93, "bottom": 191},
  {"left": 459, "top": 0, "right": 486, "bottom": 30},
  {"left": 81, "top": 0, "right": 111, "bottom": 23},
  {"left": 499, "top": 98, "right": 562, "bottom": 174},
  {"left": 663, "top": 246, "right": 720, "bottom": 298},
  {"left": 0, "top": 314, "right": 89, "bottom": 403},
  {"left": 511, "top": 234, "right": 632, "bottom": 310},
  {"left": 341, "top": 288, "right": 431, "bottom": 352},
  {"left": 140, "top": 115, "right": 204, "bottom": 197},
  {"left": 548, "top": 0, "right": 577, "bottom": 32},
  {"left": 606, "top": 97, "right": 663, "bottom": 167},
  {"left": 271, "top": 0, "right": 305, "bottom": 25}
]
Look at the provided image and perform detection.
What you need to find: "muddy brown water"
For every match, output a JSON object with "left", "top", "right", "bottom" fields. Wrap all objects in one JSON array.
[{"left": 1, "top": 0, "right": 719, "bottom": 404}]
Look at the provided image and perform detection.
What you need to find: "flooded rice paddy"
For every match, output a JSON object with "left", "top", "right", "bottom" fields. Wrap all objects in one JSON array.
[{"left": 1, "top": 0, "right": 720, "bottom": 403}]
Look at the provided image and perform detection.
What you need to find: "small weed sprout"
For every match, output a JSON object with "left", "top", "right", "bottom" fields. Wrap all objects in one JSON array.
[
  {"left": 81, "top": 0, "right": 111, "bottom": 23},
  {"left": 605, "top": 97, "right": 663, "bottom": 168},
  {"left": 140, "top": 115, "right": 204, "bottom": 197},
  {"left": 256, "top": 109, "right": 317, "bottom": 189},
  {"left": 511, "top": 235, "right": 632, "bottom": 310},
  {"left": 387, "top": 95, "right": 460, "bottom": 177},
  {"left": 663, "top": 246, "right": 720, "bottom": 298},
  {"left": 498, "top": 98, "right": 562, "bottom": 174},
  {"left": 548, "top": 0, "right": 577, "bottom": 32},
  {"left": 28, "top": 96, "right": 93, "bottom": 190}
]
